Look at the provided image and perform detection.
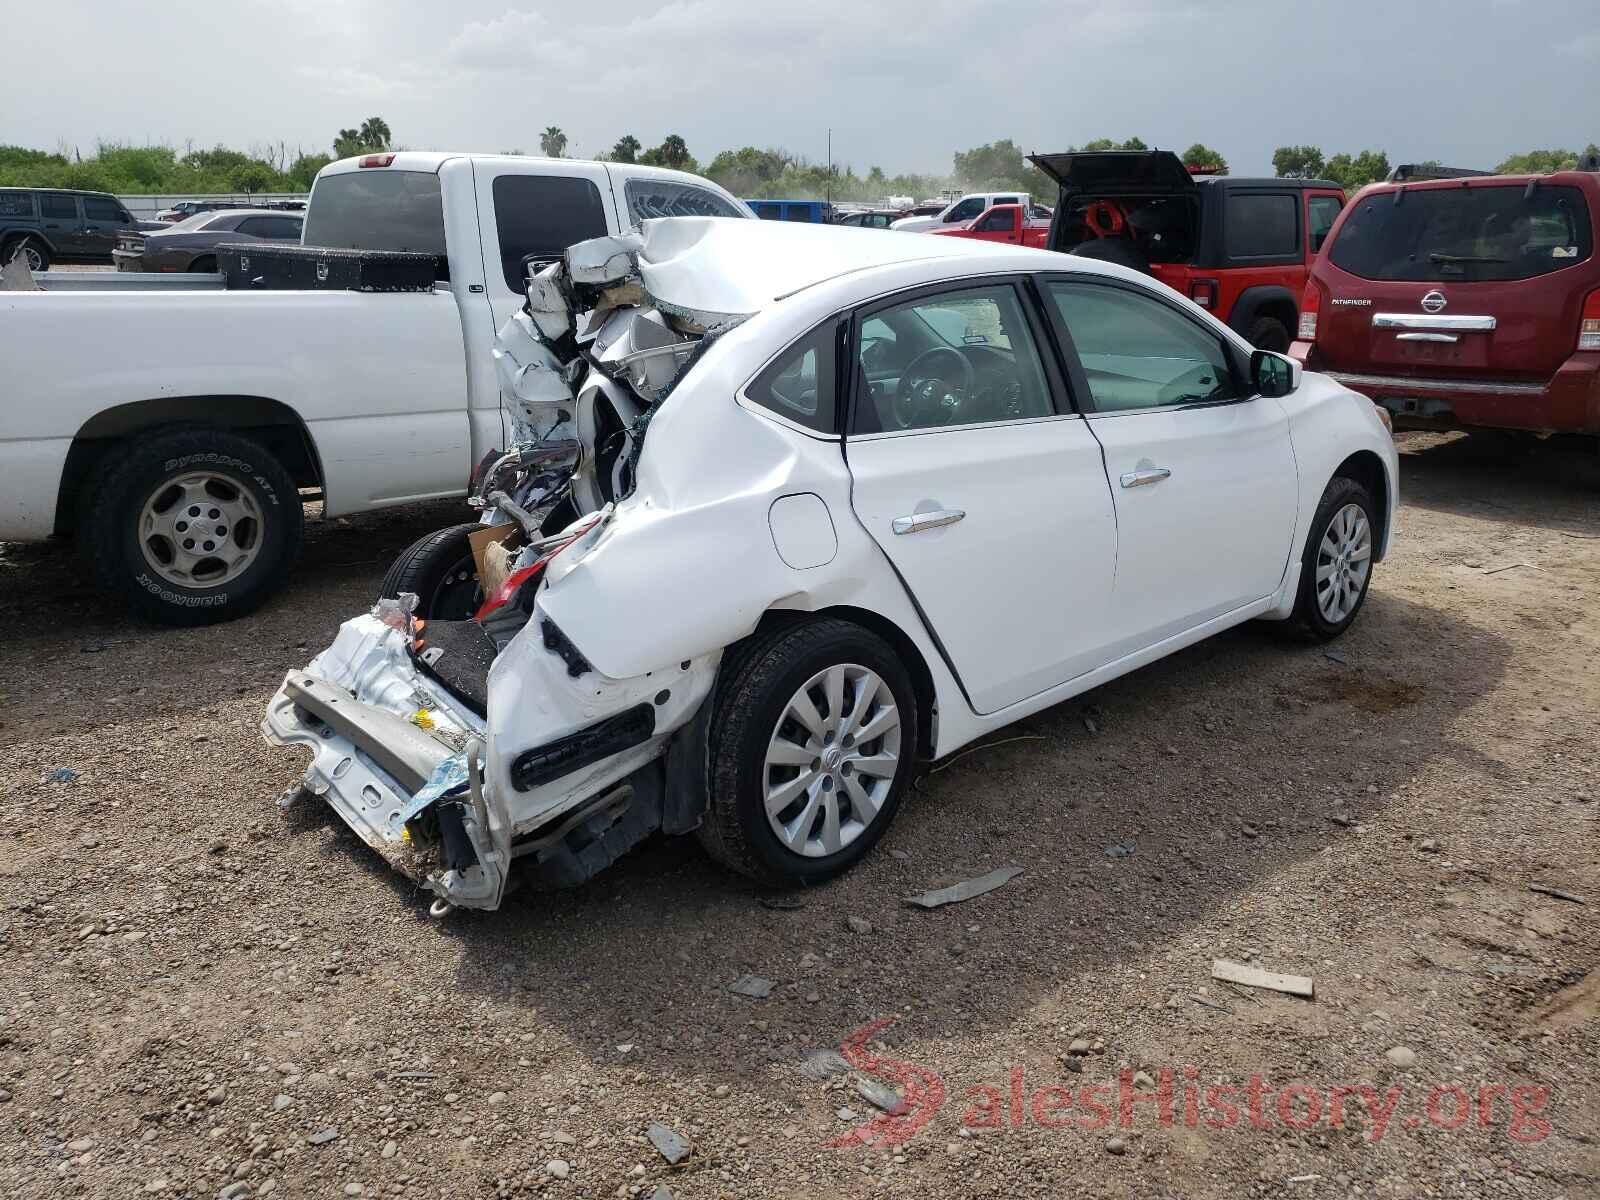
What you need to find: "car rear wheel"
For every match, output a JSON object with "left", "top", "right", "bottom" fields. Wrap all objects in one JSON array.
[
  {"left": 6, "top": 237, "right": 49, "bottom": 271},
  {"left": 1290, "top": 475, "right": 1377, "bottom": 640},
  {"left": 189, "top": 254, "right": 217, "bottom": 273},
  {"left": 696, "top": 618, "right": 918, "bottom": 886},
  {"left": 1247, "top": 316, "right": 1292, "bottom": 352},
  {"left": 82, "top": 428, "right": 302, "bottom": 625},
  {"left": 379, "top": 522, "right": 484, "bottom": 620}
]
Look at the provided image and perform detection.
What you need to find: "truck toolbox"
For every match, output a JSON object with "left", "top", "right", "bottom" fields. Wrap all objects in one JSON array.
[{"left": 217, "top": 243, "right": 438, "bottom": 292}]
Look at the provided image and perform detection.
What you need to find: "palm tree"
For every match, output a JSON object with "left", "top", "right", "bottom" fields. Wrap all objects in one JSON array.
[
  {"left": 540, "top": 127, "right": 568, "bottom": 158},
  {"left": 611, "top": 134, "right": 641, "bottom": 164},
  {"left": 358, "top": 117, "right": 392, "bottom": 150}
]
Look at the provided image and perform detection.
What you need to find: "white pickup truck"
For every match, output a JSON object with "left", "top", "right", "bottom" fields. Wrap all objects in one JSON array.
[
  {"left": 889, "top": 191, "right": 1035, "bottom": 234},
  {"left": 0, "top": 152, "right": 752, "bottom": 624}
]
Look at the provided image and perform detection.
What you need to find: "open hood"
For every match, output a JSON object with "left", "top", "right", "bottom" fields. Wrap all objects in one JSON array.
[{"left": 1027, "top": 150, "right": 1195, "bottom": 197}]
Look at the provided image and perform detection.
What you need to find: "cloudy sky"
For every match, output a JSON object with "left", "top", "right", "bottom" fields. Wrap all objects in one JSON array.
[{"left": 8, "top": 0, "right": 1596, "bottom": 176}]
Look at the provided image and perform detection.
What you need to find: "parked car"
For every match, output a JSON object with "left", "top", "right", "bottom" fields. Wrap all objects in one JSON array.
[
  {"left": 154, "top": 199, "right": 306, "bottom": 222},
  {"left": 262, "top": 217, "right": 1398, "bottom": 913},
  {"left": 890, "top": 191, "right": 1032, "bottom": 233},
  {"left": 0, "top": 188, "right": 163, "bottom": 270},
  {"left": 0, "top": 153, "right": 753, "bottom": 625},
  {"left": 930, "top": 202, "right": 1051, "bottom": 247},
  {"left": 1291, "top": 166, "right": 1600, "bottom": 438},
  {"left": 113, "top": 209, "right": 304, "bottom": 272},
  {"left": 1028, "top": 149, "right": 1347, "bottom": 351},
  {"left": 746, "top": 199, "right": 835, "bottom": 222},
  {"left": 835, "top": 209, "right": 902, "bottom": 229}
]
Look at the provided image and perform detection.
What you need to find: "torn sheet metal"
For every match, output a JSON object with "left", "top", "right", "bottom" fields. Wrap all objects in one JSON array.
[{"left": 492, "top": 308, "right": 577, "bottom": 444}]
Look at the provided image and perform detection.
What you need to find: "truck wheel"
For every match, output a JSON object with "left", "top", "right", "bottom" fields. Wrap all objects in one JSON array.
[
  {"left": 1247, "top": 316, "right": 1292, "bottom": 352},
  {"left": 379, "top": 522, "right": 484, "bottom": 620},
  {"left": 82, "top": 428, "right": 303, "bottom": 626},
  {"left": 695, "top": 618, "right": 918, "bottom": 886},
  {"left": 6, "top": 237, "right": 49, "bottom": 271}
]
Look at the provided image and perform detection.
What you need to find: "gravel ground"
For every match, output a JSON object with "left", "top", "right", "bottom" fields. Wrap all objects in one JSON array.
[{"left": 1, "top": 432, "right": 1596, "bottom": 1199}]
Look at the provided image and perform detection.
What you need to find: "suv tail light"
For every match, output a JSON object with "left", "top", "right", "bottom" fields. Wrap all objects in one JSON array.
[
  {"left": 1189, "top": 279, "right": 1219, "bottom": 309},
  {"left": 1580, "top": 289, "right": 1600, "bottom": 352},
  {"left": 358, "top": 153, "right": 396, "bottom": 168},
  {"left": 1297, "top": 280, "right": 1321, "bottom": 341}
]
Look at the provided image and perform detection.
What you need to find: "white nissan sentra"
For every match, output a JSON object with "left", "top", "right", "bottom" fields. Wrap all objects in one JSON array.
[{"left": 264, "top": 218, "right": 1397, "bottom": 912}]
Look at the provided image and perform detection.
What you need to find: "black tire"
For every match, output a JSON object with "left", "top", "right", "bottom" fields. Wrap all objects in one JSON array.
[
  {"left": 696, "top": 618, "right": 919, "bottom": 886},
  {"left": 188, "top": 254, "right": 217, "bottom": 273},
  {"left": 82, "top": 428, "right": 303, "bottom": 626},
  {"left": 378, "top": 522, "right": 484, "bottom": 620},
  {"left": 1247, "top": 316, "right": 1292, "bottom": 352},
  {"left": 1067, "top": 236, "right": 1151, "bottom": 274},
  {"left": 6, "top": 237, "right": 50, "bottom": 271},
  {"left": 1290, "top": 475, "right": 1378, "bottom": 640}
]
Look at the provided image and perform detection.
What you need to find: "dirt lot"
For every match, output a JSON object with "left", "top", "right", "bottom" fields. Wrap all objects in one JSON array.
[{"left": 1, "top": 432, "right": 1597, "bottom": 1199}]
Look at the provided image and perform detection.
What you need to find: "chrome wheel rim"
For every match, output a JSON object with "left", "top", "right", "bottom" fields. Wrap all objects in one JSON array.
[
  {"left": 23, "top": 245, "right": 43, "bottom": 270},
  {"left": 138, "top": 471, "right": 264, "bottom": 589},
  {"left": 763, "top": 663, "right": 901, "bottom": 858},
  {"left": 1315, "top": 502, "right": 1372, "bottom": 624}
]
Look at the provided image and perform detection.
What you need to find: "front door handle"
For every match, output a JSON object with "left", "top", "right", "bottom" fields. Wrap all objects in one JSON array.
[
  {"left": 892, "top": 508, "right": 965, "bottom": 535},
  {"left": 1119, "top": 467, "right": 1171, "bottom": 489}
]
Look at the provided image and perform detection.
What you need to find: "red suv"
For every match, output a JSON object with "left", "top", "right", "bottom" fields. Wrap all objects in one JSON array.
[
  {"left": 1029, "top": 150, "right": 1346, "bottom": 350},
  {"left": 1292, "top": 165, "right": 1600, "bottom": 437}
]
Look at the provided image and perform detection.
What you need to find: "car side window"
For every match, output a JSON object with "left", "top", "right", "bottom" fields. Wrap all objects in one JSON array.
[
  {"left": 0, "top": 191, "right": 32, "bottom": 217},
  {"left": 491, "top": 174, "right": 608, "bottom": 291},
  {"left": 745, "top": 322, "right": 836, "bottom": 435},
  {"left": 83, "top": 197, "right": 124, "bottom": 222},
  {"left": 947, "top": 198, "right": 984, "bottom": 222},
  {"left": 1047, "top": 280, "right": 1240, "bottom": 412},
  {"left": 624, "top": 178, "right": 742, "bottom": 222},
  {"left": 852, "top": 284, "right": 1053, "bottom": 434},
  {"left": 1308, "top": 195, "right": 1343, "bottom": 253},
  {"left": 235, "top": 217, "right": 272, "bottom": 237},
  {"left": 40, "top": 193, "right": 77, "bottom": 220},
  {"left": 976, "top": 209, "right": 1011, "bottom": 232}
]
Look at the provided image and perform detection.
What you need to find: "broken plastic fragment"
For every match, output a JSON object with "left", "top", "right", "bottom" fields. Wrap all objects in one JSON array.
[
  {"left": 409, "top": 752, "right": 469, "bottom": 816},
  {"left": 903, "top": 866, "right": 1023, "bottom": 909},
  {"left": 373, "top": 592, "right": 420, "bottom": 634},
  {"left": 646, "top": 1122, "right": 691, "bottom": 1164},
  {"left": 728, "top": 974, "right": 773, "bottom": 999}
]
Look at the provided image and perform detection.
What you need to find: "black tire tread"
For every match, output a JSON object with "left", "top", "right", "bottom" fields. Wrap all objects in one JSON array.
[
  {"left": 82, "top": 427, "right": 302, "bottom": 626},
  {"left": 695, "top": 617, "right": 916, "bottom": 884},
  {"left": 1290, "top": 474, "right": 1376, "bottom": 640},
  {"left": 379, "top": 522, "right": 482, "bottom": 604},
  {"left": 1248, "top": 315, "right": 1292, "bottom": 352}
]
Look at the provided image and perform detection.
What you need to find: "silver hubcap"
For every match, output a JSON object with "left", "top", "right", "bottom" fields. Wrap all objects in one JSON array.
[
  {"left": 23, "top": 246, "right": 43, "bottom": 270},
  {"left": 138, "top": 471, "right": 264, "bottom": 589},
  {"left": 1315, "top": 502, "right": 1372, "bottom": 624},
  {"left": 763, "top": 663, "right": 901, "bottom": 858}
]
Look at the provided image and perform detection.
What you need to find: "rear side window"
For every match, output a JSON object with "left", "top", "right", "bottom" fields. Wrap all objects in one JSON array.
[
  {"left": 1308, "top": 195, "right": 1342, "bottom": 252},
  {"left": 491, "top": 174, "right": 607, "bottom": 291},
  {"left": 746, "top": 323, "right": 836, "bottom": 434},
  {"left": 0, "top": 191, "right": 32, "bottom": 217},
  {"left": 1329, "top": 183, "right": 1594, "bottom": 282},
  {"left": 40, "top": 194, "right": 77, "bottom": 220},
  {"left": 1225, "top": 194, "right": 1299, "bottom": 258},
  {"left": 303, "top": 169, "right": 446, "bottom": 259},
  {"left": 624, "top": 178, "right": 741, "bottom": 222}
]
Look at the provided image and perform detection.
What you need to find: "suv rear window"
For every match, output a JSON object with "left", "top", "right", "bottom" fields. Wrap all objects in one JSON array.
[
  {"left": 303, "top": 169, "right": 446, "bottom": 260},
  {"left": 0, "top": 191, "right": 33, "bottom": 217},
  {"left": 1329, "top": 184, "right": 1593, "bottom": 282},
  {"left": 1224, "top": 193, "right": 1298, "bottom": 258}
]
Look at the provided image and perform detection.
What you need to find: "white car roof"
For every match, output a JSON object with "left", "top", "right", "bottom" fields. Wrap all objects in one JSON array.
[{"left": 629, "top": 217, "right": 1107, "bottom": 320}]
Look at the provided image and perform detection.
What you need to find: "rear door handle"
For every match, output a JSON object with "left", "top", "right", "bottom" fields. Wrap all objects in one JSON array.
[
  {"left": 892, "top": 508, "right": 965, "bottom": 535},
  {"left": 1119, "top": 467, "right": 1171, "bottom": 488}
]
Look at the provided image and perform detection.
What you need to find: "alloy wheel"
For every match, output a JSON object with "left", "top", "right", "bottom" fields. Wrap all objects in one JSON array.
[
  {"left": 1315, "top": 502, "right": 1372, "bottom": 624},
  {"left": 138, "top": 471, "right": 264, "bottom": 589}
]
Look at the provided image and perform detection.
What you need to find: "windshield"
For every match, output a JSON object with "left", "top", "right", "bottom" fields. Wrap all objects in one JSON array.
[
  {"left": 302, "top": 169, "right": 446, "bottom": 257},
  {"left": 1329, "top": 183, "right": 1592, "bottom": 282}
]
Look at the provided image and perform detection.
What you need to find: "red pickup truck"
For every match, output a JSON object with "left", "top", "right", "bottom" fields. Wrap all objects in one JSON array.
[
  {"left": 1028, "top": 150, "right": 1347, "bottom": 350},
  {"left": 929, "top": 203, "right": 1051, "bottom": 248}
]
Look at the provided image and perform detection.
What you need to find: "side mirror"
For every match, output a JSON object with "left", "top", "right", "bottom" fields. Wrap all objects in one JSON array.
[{"left": 1251, "top": 349, "right": 1301, "bottom": 398}]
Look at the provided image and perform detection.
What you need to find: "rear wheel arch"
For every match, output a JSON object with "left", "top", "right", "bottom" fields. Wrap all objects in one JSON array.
[
  {"left": 1228, "top": 285, "right": 1298, "bottom": 346},
  {"left": 55, "top": 396, "right": 323, "bottom": 537}
]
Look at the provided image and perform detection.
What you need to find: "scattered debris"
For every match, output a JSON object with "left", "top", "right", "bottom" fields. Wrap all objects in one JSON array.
[
  {"left": 306, "top": 1127, "right": 340, "bottom": 1146},
  {"left": 845, "top": 915, "right": 872, "bottom": 935},
  {"left": 1385, "top": 1046, "right": 1417, "bottom": 1069},
  {"left": 1288, "top": 1175, "right": 1322, "bottom": 1184},
  {"left": 925, "top": 735, "right": 1050, "bottom": 776},
  {"left": 1104, "top": 1135, "right": 1127, "bottom": 1155},
  {"left": 1104, "top": 840, "right": 1137, "bottom": 859},
  {"left": 797, "top": 1049, "right": 850, "bottom": 1081},
  {"left": 728, "top": 974, "right": 773, "bottom": 999},
  {"left": 903, "top": 866, "right": 1023, "bottom": 909},
  {"left": 1188, "top": 993, "right": 1233, "bottom": 1014},
  {"left": 1211, "top": 959, "right": 1314, "bottom": 999},
  {"left": 854, "top": 1075, "right": 908, "bottom": 1115},
  {"left": 651, "top": 1187, "right": 675, "bottom": 1200},
  {"left": 1419, "top": 837, "right": 1440, "bottom": 853},
  {"left": 1529, "top": 884, "right": 1586, "bottom": 905},
  {"left": 1067, "top": 1038, "right": 1091, "bottom": 1055},
  {"left": 835, "top": 1107, "right": 858, "bottom": 1122},
  {"left": 545, "top": 1159, "right": 570, "bottom": 1179},
  {"left": 758, "top": 893, "right": 805, "bottom": 911},
  {"left": 646, "top": 1122, "right": 691, "bottom": 1165},
  {"left": 1482, "top": 561, "right": 1541, "bottom": 576},
  {"left": 45, "top": 767, "right": 79, "bottom": 783},
  {"left": 1326, "top": 811, "right": 1355, "bottom": 828},
  {"left": 1323, "top": 649, "right": 1349, "bottom": 665}
]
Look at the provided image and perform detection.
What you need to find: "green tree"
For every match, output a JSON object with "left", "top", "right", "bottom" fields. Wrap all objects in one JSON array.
[
  {"left": 639, "top": 134, "right": 694, "bottom": 171},
  {"left": 359, "top": 117, "right": 391, "bottom": 150},
  {"left": 1272, "top": 145, "right": 1326, "bottom": 179},
  {"left": 288, "top": 152, "right": 333, "bottom": 189},
  {"left": 1494, "top": 144, "right": 1599, "bottom": 174},
  {"left": 1182, "top": 142, "right": 1228, "bottom": 173},
  {"left": 611, "top": 134, "right": 641, "bottom": 164},
  {"left": 540, "top": 126, "right": 568, "bottom": 158},
  {"left": 1324, "top": 149, "right": 1390, "bottom": 189}
]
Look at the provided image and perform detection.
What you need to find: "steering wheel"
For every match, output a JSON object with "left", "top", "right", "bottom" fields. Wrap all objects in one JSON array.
[
  {"left": 893, "top": 346, "right": 975, "bottom": 429},
  {"left": 1084, "top": 200, "right": 1126, "bottom": 238}
]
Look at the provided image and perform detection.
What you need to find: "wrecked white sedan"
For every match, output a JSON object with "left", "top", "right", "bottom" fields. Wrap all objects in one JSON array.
[{"left": 263, "top": 218, "right": 1398, "bottom": 912}]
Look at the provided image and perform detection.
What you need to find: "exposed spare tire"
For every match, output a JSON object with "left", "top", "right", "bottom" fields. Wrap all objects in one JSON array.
[
  {"left": 1068, "top": 237, "right": 1152, "bottom": 274},
  {"left": 379, "top": 522, "right": 484, "bottom": 621}
]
